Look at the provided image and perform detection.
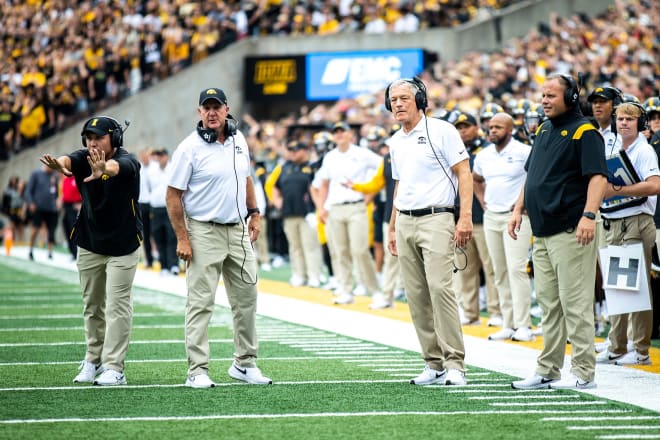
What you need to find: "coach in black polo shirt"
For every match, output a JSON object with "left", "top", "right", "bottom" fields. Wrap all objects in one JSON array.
[{"left": 509, "top": 73, "right": 608, "bottom": 391}]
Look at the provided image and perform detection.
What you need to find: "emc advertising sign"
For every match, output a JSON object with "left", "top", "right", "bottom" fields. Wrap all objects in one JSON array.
[{"left": 306, "top": 49, "right": 424, "bottom": 100}]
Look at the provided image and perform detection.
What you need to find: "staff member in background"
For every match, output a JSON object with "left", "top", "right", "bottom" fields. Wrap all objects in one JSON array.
[
  {"left": 166, "top": 87, "right": 271, "bottom": 388},
  {"left": 386, "top": 77, "right": 473, "bottom": 386},
  {"left": 25, "top": 163, "right": 59, "bottom": 260},
  {"left": 137, "top": 148, "right": 155, "bottom": 269},
  {"left": 596, "top": 102, "right": 660, "bottom": 366},
  {"left": 509, "top": 73, "right": 608, "bottom": 390},
  {"left": 40, "top": 115, "right": 142, "bottom": 386},
  {"left": 61, "top": 174, "right": 82, "bottom": 261}
]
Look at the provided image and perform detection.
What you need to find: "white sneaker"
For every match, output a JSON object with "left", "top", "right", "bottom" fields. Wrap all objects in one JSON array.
[
  {"left": 550, "top": 373, "right": 596, "bottom": 390},
  {"left": 530, "top": 305, "right": 543, "bottom": 319},
  {"left": 185, "top": 373, "right": 216, "bottom": 388},
  {"left": 289, "top": 275, "right": 305, "bottom": 287},
  {"left": 369, "top": 293, "right": 393, "bottom": 310},
  {"left": 487, "top": 315, "right": 503, "bottom": 327},
  {"left": 260, "top": 263, "right": 272, "bottom": 272},
  {"left": 614, "top": 350, "right": 652, "bottom": 366},
  {"left": 228, "top": 362, "right": 272, "bottom": 384},
  {"left": 488, "top": 327, "right": 515, "bottom": 341},
  {"left": 307, "top": 278, "right": 321, "bottom": 288},
  {"left": 460, "top": 316, "right": 480, "bottom": 326},
  {"left": 271, "top": 255, "right": 285, "bottom": 268},
  {"left": 353, "top": 284, "right": 367, "bottom": 296},
  {"left": 594, "top": 339, "right": 611, "bottom": 353},
  {"left": 410, "top": 365, "right": 447, "bottom": 385},
  {"left": 511, "top": 373, "right": 557, "bottom": 390},
  {"left": 333, "top": 292, "right": 354, "bottom": 305},
  {"left": 73, "top": 360, "right": 104, "bottom": 383},
  {"left": 445, "top": 369, "right": 467, "bottom": 386},
  {"left": 322, "top": 277, "right": 338, "bottom": 291},
  {"left": 93, "top": 368, "right": 127, "bottom": 386},
  {"left": 596, "top": 350, "right": 625, "bottom": 364},
  {"left": 511, "top": 327, "right": 535, "bottom": 342},
  {"left": 393, "top": 288, "right": 406, "bottom": 300},
  {"left": 170, "top": 265, "right": 180, "bottom": 276}
]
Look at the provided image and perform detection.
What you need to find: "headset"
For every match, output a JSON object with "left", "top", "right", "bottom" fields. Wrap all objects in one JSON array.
[
  {"left": 619, "top": 102, "right": 649, "bottom": 132},
  {"left": 80, "top": 116, "right": 125, "bottom": 149},
  {"left": 558, "top": 74, "right": 580, "bottom": 107},
  {"left": 196, "top": 115, "right": 238, "bottom": 143},
  {"left": 384, "top": 76, "right": 428, "bottom": 112}
]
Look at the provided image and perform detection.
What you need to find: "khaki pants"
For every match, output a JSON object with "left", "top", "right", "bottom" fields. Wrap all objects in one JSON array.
[
  {"left": 453, "top": 223, "right": 499, "bottom": 321},
  {"left": 396, "top": 211, "right": 465, "bottom": 371},
  {"left": 185, "top": 218, "right": 259, "bottom": 376},
  {"left": 604, "top": 214, "right": 655, "bottom": 356},
  {"left": 326, "top": 203, "right": 379, "bottom": 294},
  {"left": 381, "top": 222, "right": 402, "bottom": 302},
  {"left": 283, "top": 216, "right": 322, "bottom": 282},
  {"left": 483, "top": 211, "right": 532, "bottom": 329},
  {"left": 77, "top": 247, "right": 139, "bottom": 372},
  {"left": 255, "top": 216, "right": 270, "bottom": 266},
  {"left": 533, "top": 231, "right": 597, "bottom": 382}
]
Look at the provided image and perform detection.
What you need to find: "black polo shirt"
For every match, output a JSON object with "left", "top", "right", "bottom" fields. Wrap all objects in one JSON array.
[
  {"left": 275, "top": 160, "right": 315, "bottom": 217},
  {"left": 69, "top": 147, "right": 143, "bottom": 256},
  {"left": 524, "top": 109, "right": 607, "bottom": 237}
]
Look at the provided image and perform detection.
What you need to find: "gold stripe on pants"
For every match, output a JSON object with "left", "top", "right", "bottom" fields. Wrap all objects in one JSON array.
[
  {"left": 396, "top": 211, "right": 465, "bottom": 371},
  {"left": 185, "top": 218, "right": 259, "bottom": 376}
]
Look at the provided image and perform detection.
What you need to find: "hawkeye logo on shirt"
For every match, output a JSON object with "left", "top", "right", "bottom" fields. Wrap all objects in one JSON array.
[
  {"left": 235, "top": 145, "right": 243, "bottom": 154},
  {"left": 561, "top": 130, "right": 568, "bottom": 137},
  {"left": 417, "top": 136, "right": 427, "bottom": 145}
]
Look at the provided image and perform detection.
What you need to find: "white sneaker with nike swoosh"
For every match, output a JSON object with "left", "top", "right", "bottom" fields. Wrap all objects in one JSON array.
[
  {"left": 550, "top": 373, "right": 596, "bottom": 390},
  {"left": 185, "top": 373, "right": 216, "bottom": 388},
  {"left": 410, "top": 365, "right": 447, "bottom": 385},
  {"left": 511, "top": 374, "right": 557, "bottom": 390},
  {"left": 596, "top": 350, "right": 625, "bottom": 364},
  {"left": 228, "top": 362, "right": 272, "bottom": 384}
]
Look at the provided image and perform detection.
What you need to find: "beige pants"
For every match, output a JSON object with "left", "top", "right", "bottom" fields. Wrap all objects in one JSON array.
[
  {"left": 283, "top": 216, "right": 323, "bottom": 282},
  {"left": 326, "top": 203, "right": 379, "bottom": 294},
  {"left": 396, "top": 211, "right": 465, "bottom": 371},
  {"left": 77, "top": 247, "right": 139, "bottom": 372},
  {"left": 381, "top": 222, "right": 402, "bottom": 302},
  {"left": 185, "top": 219, "right": 259, "bottom": 376},
  {"left": 604, "top": 214, "right": 655, "bottom": 356},
  {"left": 533, "top": 231, "right": 597, "bottom": 382},
  {"left": 453, "top": 223, "right": 500, "bottom": 321},
  {"left": 483, "top": 211, "right": 532, "bottom": 329}
]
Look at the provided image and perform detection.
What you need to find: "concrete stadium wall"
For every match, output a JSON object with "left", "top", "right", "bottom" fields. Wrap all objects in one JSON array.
[{"left": 0, "top": 0, "right": 612, "bottom": 188}]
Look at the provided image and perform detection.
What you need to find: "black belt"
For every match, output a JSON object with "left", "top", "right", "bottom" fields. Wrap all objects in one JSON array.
[
  {"left": 399, "top": 206, "right": 454, "bottom": 217},
  {"left": 208, "top": 221, "right": 238, "bottom": 227},
  {"left": 337, "top": 200, "right": 363, "bottom": 205}
]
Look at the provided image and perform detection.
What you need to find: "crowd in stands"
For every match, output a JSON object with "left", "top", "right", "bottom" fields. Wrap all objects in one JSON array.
[{"left": 0, "top": 0, "right": 520, "bottom": 160}]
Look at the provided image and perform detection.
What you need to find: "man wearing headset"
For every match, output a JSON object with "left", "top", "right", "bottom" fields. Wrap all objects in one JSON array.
[
  {"left": 596, "top": 102, "right": 660, "bottom": 366},
  {"left": 166, "top": 87, "right": 271, "bottom": 388},
  {"left": 386, "top": 77, "right": 473, "bottom": 386},
  {"left": 509, "top": 73, "right": 608, "bottom": 390},
  {"left": 40, "top": 115, "right": 142, "bottom": 386}
]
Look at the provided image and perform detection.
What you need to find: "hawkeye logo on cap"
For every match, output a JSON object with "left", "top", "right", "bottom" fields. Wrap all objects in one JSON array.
[
  {"left": 595, "top": 87, "right": 603, "bottom": 92},
  {"left": 206, "top": 89, "right": 217, "bottom": 94},
  {"left": 91, "top": 118, "right": 99, "bottom": 126},
  {"left": 457, "top": 115, "right": 468, "bottom": 123}
]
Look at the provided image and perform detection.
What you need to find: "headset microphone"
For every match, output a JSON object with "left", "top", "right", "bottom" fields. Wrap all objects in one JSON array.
[{"left": 124, "top": 119, "right": 131, "bottom": 131}]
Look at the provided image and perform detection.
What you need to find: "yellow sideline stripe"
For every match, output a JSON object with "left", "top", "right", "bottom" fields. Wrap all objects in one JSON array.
[{"left": 256, "top": 279, "right": 660, "bottom": 374}]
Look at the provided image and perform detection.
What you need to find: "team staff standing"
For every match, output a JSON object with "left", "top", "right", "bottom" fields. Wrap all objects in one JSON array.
[
  {"left": 166, "top": 87, "right": 271, "bottom": 388},
  {"left": 40, "top": 115, "right": 142, "bottom": 386},
  {"left": 510, "top": 74, "right": 608, "bottom": 390},
  {"left": 387, "top": 77, "right": 473, "bottom": 386},
  {"left": 596, "top": 102, "right": 660, "bottom": 366},
  {"left": 474, "top": 113, "right": 533, "bottom": 342}
]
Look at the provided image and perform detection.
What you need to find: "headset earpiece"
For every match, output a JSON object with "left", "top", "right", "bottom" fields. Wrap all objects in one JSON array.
[
  {"left": 197, "top": 116, "right": 237, "bottom": 143},
  {"left": 559, "top": 74, "right": 579, "bottom": 107},
  {"left": 629, "top": 102, "right": 648, "bottom": 132},
  {"left": 384, "top": 77, "right": 428, "bottom": 112},
  {"left": 225, "top": 115, "right": 238, "bottom": 137}
]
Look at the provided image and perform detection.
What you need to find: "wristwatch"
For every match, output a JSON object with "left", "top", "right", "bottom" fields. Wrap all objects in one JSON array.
[
  {"left": 582, "top": 211, "right": 596, "bottom": 220},
  {"left": 247, "top": 207, "right": 260, "bottom": 216}
]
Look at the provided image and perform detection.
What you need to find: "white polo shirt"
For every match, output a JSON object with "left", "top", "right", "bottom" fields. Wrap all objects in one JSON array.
[
  {"left": 602, "top": 133, "right": 659, "bottom": 219},
  {"left": 473, "top": 138, "right": 531, "bottom": 213},
  {"left": 601, "top": 124, "right": 622, "bottom": 156},
  {"left": 316, "top": 144, "right": 381, "bottom": 209},
  {"left": 389, "top": 115, "right": 468, "bottom": 210},
  {"left": 169, "top": 129, "right": 252, "bottom": 224}
]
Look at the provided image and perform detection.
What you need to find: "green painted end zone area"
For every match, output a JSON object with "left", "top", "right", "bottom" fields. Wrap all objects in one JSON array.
[{"left": 0, "top": 261, "right": 658, "bottom": 440}]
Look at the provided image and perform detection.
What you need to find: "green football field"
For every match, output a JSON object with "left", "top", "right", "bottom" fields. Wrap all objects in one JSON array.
[{"left": 0, "top": 255, "right": 659, "bottom": 440}]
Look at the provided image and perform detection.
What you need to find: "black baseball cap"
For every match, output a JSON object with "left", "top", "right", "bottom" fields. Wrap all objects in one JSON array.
[
  {"left": 587, "top": 87, "right": 618, "bottom": 102},
  {"left": 81, "top": 116, "right": 118, "bottom": 137},
  {"left": 453, "top": 113, "right": 478, "bottom": 127},
  {"left": 332, "top": 121, "right": 351, "bottom": 132},
  {"left": 286, "top": 141, "right": 307, "bottom": 151},
  {"left": 199, "top": 88, "right": 228, "bottom": 105}
]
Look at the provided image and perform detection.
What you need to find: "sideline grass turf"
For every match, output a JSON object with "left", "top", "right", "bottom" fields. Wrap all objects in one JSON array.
[{"left": 0, "top": 261, "right": 658, "bottom": 440}]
